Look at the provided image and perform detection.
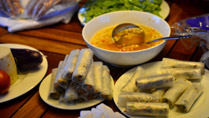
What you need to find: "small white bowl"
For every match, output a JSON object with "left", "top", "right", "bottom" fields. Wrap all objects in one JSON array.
[{"left": 82, "top": 11, "right": 170, "bottom": 66}]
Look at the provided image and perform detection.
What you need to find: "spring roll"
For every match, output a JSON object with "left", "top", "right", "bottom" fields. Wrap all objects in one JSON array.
[
  {"left": 78, "top": 82, "right": 97, "bottom": 101},
  {"left": 126, "top": 102, "right": 169, "bottom": 116},
  {"left": 54, "top": 61, "right": 68, "bottom": 91},
  {"left": 136, "top": 74, "right": 174, "bottom": 91},
  {"left": 121, "top": 66, "right": 144, "bottom": 92},
  {"left": 163, "top": 79, "right": 192, "bottom": 108},
  {"left": 82, "top": 61, "right": 95, "bottom": 94},
  {"left": 49, "top": 68, "right": 60, "bottom": 100},
  {"left": 175, "top": 83, "right": 203, "bottom": 112},
  {"left": 94, "top": 62, "right": 103, "bottom": 93},
  {"left": 161, "top": 58, "right": 204, "bottom": 74},
  {"left": 101, "top": 65, "right": 113, "bottom": 100},
  {"left": 72, "top": 48, "right": 93, "bottom": 82},
  {"left": 63, "top": 87, "right": 78, "bottom": 103},
  {"left": 117, "top": 92, "right": 161, "bottom": 107},
  {"left": 160, "top": 68, "right": 202, "bottom": 80},
  {"left": 152, "top": 89, "right": 166, "bottom": 96},
  {"left": 62, "top": 49, "right": 80, "bottom": 80},
  {"left": 152, "top": 88, "right": 166, "bottom": 102},
  {"left": 54, "top": 55, "right": 70, "bottom": 90}
]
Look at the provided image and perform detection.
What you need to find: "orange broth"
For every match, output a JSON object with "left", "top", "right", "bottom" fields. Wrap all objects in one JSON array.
[{"left": 90, "top": 25, "right": 163, "bottom": 52}]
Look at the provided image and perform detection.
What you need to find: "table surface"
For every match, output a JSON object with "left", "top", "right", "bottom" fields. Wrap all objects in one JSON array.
[{"left": 0, "top": 0, "right": 208, "bottom": 118}]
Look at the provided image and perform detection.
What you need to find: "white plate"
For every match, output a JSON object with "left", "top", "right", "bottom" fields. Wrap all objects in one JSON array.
[
  {"left": 39, "top": 73, "right": 114, "bottom": 110},
  {"left": 78, "top": 0, "right": 170, "bottom": 25},
  {"left": 0, "top": 43, "right": 48, "bottom": 103},
  {"left": 113, "top": 61, "right": 209, "bottom": 118}
]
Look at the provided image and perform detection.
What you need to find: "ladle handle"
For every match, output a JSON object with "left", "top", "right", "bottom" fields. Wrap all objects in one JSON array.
[{"left": 146, "top": 35, "right": 192, "bottom": 44}]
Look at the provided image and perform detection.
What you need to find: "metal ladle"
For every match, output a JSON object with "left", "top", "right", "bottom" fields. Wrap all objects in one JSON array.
[
  {"left": 112, "top": 23, "right": 191, "bottom": 45},
  {"left": 112, "top": 23, "right": 145, "bottom": 45}
]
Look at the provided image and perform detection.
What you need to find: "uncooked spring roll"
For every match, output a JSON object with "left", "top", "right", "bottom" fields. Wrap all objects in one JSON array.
[
  {"left": 175, "top": 83, "right": 203, "bottom": 112},
  {"left": 152, "top": 89, "right": 166, "bottom": 96},
  {"left": 82, "top": 61, "right": 95, "bottom": 94},
  {"left": 163, "top": 79, "right": 192, "bottom": 108},
  {"left": 117, "top": 92, "right": 161, "bottom": 107},
  {"left": 161, "top": 58, "right": 204, "bottom": 74},
  {"left": 54, "top": 55, "right": 70, "bottom": 90},
  {"left": 101, "top": 65, "right": 113, "bottom": 100},
  {"left": 49, "top": 68, "right": 60, "bottom": 100},
  {"left": 63, "top": 87, "right": 78, "bottom": 103},
  {"left": 72, "top": 48, "right": 93, "bottom": 82},
  {"left": 152, "top": 88, "right": 166, "bottom": 102},
  {"left": 54, "top": 61, "right": 68, "bottom": 91},
  {"left": 136, "top": 74, "right": 174, "bottom": 91},
  {"left": 126, "top": 102, "right": 169, "bottom": 116},
  {"left": 160, "top": 68, "right": 202, "bottom": 80},
  {"left": 121, "top": 66, "right": 144, "bottom": 92},
  {"left": 94, "top": 61, "right": 103, "bottom": 93},
  {"left": 62, "top": 49, "right": 80, "bottom": 80}
]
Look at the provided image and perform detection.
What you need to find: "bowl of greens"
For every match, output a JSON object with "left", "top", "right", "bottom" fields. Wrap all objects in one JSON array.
[{"left": 78, "top": 0, "right": 170, "bottom": 25}]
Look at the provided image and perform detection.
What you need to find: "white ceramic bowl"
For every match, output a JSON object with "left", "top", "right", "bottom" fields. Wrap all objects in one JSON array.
[{"left": 82, "top": 11, "right": 170, "bottom": 66}]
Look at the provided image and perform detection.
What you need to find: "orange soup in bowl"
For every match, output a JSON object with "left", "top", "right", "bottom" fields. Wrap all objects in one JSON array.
[{"left": 91, "top": 25, "right": 163, "bottom": 52}]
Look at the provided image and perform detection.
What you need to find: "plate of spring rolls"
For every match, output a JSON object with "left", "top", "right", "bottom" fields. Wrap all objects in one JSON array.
[
  {"left": 39, "top": 48, "right": 114, "bottom": 110},
  {"left": 113, "top": 58, "right": 209, "bottom": 118}
]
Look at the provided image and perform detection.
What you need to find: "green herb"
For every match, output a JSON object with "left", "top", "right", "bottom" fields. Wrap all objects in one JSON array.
[{"left": 81, "top": 0, "right": 162, "bottom": 23}]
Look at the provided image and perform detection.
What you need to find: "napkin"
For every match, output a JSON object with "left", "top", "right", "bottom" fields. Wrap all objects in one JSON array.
[
  {"left": 0, "top": 1, "right": 79, "bottom": 32},
  {"left": 79, "top": 103, "right": 125, "bottom": 118}
]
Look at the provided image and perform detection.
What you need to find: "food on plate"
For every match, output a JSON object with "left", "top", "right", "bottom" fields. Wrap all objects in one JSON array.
[
  {"left": 82, "top": 62, "right": 113, "bottom": 99},
  {"left": 136, "top": 74, "right": 174, "bottom": 91},
  {"left": 126, "top": 102, "right": 169, "bottom": 116},
  {"left": 61, "top": 49, "right": 80, "bottom": 80},
  {"left": 121, "top": 66, "right": 144, "bottom": 92},
  {"left": 72, "top": 49, "right": 93, "bottom": 81},
  {"left": 0, "top": 46, "right": 18, "bottom": 84},
  {"left": 101, "top": 65, "right": 113, "bottom": 99},
  {"left": 160, "top": 58, "right": 204, "bottom": 79},
  {"left": 152, "top": 88, "right": 166, "bottom": 96},
  {"left": 91, "top": 24, "right": 163, "bottom": 51},
  {"left": 54, "top": 61, "right": 69, "bottom": 91},
  {"left": 175, "top": 83, "right": 203, "bottom": 112},
  {"left": 160, "top": 67, "right": 202, "bottom": 80},
  {"left": 94, "top": 62, "right": 103, "bottom": 92},
  {"left": 0, "top": 70, "right": 11, "bottom": 94},
  {"left": 116, "top": 58, "right": 205, "bottom": 117},
  {"left": 152, "top": 88, "right": 166, "bottom": 101},
  {"left": 82, "top": 62, "right": 95, "bottom": 94},
  {"left": 49, "top": 48, "right": 113, "bottom": 104},
  {"left": 62, "top": 87, "right": 78, "bottom": 103},
  {"left": 81, "top": 0, "right": 162, "bottom": 23},
  {"left": 117, "top": 92, "right": 161, "bottom": 107},
  {"left": 161, "top": 58, "right": 205, "bottom": 74},
  {"left": 163, "top": 79, "right": 192, "bottom": 108},
  {"left": 10, "top": 48, "right": 43, "bottom": 71},
  {"left": 49, "top": 68, "right": 60, "bottom": 100}
]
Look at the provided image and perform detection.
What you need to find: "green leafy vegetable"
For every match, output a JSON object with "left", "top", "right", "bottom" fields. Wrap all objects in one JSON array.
[{"left": 81, "top": 0, "right": 162, "bottom": 23}]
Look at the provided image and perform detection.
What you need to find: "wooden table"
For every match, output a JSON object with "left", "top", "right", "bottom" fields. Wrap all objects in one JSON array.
[{"left": 0, "top": 0, "right": 208, "bottom": 118}]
